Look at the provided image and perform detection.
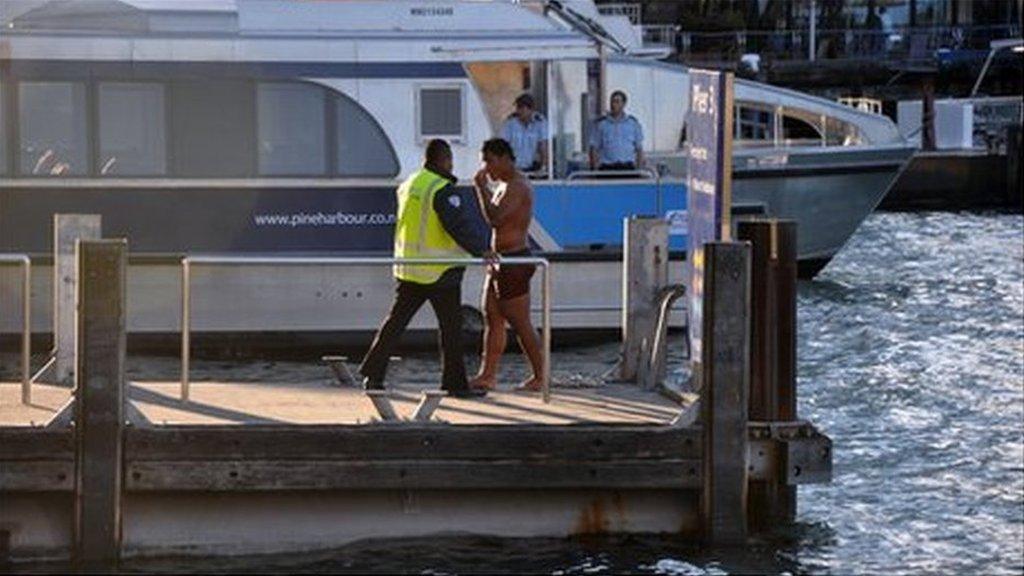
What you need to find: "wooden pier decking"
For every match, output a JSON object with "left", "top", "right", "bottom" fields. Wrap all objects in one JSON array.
[{"left": 0, "top": 379, "right": 685, "bottom": 427}]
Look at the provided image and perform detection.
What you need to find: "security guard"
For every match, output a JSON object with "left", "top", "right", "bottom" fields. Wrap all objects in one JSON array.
[
  {"left": 588, "top": 90, "right": 645, "bottom": 172},
  {"left": 359, "top": 139, "right": 491, "bottom": 398}
]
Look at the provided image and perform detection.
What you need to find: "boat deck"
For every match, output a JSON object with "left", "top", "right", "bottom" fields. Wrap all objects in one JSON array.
[{"left": 0, "top": 379, "right": 684, "bottom": 427}]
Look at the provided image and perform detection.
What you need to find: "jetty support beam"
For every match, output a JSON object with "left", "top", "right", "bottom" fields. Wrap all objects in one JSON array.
[
  {"left": 739, "top": 219, "right": 799, "bottom": 528},
  {"left": 73, "top": 239, "right": 126, "bottom": 569},
  {"left": 700, "top": 241, "right": 751, "bottom": 545},
  {"left": 618, "top": 216, "right": 669, "bottom": 383},
  {"left": 54, "top": 214, "right": 102, "bottom": 387}
]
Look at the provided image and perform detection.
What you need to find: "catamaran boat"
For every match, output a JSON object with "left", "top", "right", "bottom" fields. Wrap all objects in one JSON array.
[{"left": 0, "top": 0, "right": 913, "bottom": 348}]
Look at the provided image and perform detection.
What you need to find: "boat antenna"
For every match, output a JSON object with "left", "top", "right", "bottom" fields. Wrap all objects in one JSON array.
[{"left": 544, "top": 0, "right": 627, "bottom": 54}]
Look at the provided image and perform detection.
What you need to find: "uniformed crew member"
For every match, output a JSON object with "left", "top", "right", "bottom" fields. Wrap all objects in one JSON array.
[
  {"left": 499, "top": 93, "right": 548, "bottom": 174},
  {"left": 588, "top": 90, "right": 645, "bottom": 172},
  {"left": 359, "top": 139, "right": 491, "bottom": 398}
]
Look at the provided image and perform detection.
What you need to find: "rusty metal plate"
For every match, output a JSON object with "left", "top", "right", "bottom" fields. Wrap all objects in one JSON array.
[{"left": 783, "top": 434, "right": 832, "bottom": 485}]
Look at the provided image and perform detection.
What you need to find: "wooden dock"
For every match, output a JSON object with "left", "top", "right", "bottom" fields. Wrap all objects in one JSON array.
[{"left": 0, "top": 222, "right": 833, "bottom": 566}]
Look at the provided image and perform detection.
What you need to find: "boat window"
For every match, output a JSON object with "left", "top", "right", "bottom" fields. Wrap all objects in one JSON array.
[
  {"left": 417, "top": 86, "right": 464, "bottom": 141},
  {"left": 98, "top": 83, "right": 167, "bottom": 176},
  {"left": 334, "top": 92, "right": 400, "bottom": 178},
  {"left": 18, "top": 82, "right": 88, "bottom": 176},
  {"left": 257, "top": 82, "right": 326, "bottom": 176},
  {"left": 465, "top": 62, "right": 532, "bottom": 134},
  {"left": 735, "top": 104, "right": 774, "bottom": 143},
  {"left": 169, "top": 80, "right": 256, "bottom": 177},
  {"left": 825, "top": 116, "right": 863, "bottom": 146},
  {"left": 781, "top": 113, "right": 824, "bottom": 144}
]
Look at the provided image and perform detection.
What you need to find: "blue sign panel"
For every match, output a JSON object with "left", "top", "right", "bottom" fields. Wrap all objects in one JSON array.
[
  {"left": 0, "top": 185, "right": 399, "bottom": 254},
  {"left": 686, "top": 69, "right": 734, "bottom": 366}
]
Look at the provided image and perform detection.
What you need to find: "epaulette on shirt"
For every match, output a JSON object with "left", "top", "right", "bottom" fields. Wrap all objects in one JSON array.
[{"left": 506, "top": 112, "right": 546, "bottom": 122}]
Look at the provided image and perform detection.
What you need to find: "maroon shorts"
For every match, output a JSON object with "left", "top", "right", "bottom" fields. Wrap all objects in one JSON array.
[{"left": 488, "top": 250, "right": 535, "bottom": 301}]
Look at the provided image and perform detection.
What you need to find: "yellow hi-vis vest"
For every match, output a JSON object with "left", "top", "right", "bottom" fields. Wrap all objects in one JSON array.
[{"left": 393, "top": 168, "right": 469, "bottom": 284}]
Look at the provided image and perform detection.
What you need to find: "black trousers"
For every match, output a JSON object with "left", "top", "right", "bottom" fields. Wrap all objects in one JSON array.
[{"left": 359, "top": 271, "right": 468, "bottom": 391}]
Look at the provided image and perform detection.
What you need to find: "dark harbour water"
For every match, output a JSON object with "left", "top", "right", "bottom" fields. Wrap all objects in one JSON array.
[{"left": 7, "top": 212, "right": 1024, "bottom": 575}]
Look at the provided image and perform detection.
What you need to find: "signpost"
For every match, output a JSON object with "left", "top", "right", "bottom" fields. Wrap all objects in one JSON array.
[{"left": 686, "top": 69, "right": 734, "bottom": 389}]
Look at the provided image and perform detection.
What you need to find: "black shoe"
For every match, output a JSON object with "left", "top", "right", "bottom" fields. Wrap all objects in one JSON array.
[
  {"left": 446, "top": 387, "right": 487, "bottom": 399},
  {"left": 362, "top": 377, "right": 385, "bottom": 391}
]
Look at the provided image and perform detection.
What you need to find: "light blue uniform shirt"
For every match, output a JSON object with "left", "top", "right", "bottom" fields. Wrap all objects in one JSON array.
[
  {"left": 500, "top": 113, "right": 548, "bottom": 170},
  {"left": 589, "top": 114, "right": 644, "bottom": 165}
]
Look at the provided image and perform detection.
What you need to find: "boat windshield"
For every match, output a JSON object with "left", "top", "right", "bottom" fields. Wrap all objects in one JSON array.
[
  {"left": 733, "top": 101, "right": 864, "bottom": 148},
  {"left": 465, "top": 59, "right": 592, "bottom": 180}
]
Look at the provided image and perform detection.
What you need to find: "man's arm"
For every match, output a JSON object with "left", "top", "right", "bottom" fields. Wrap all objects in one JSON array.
[
  {"left": 474, "top": 169, "right": 524, "bottom": 227},
  {"left": 634, "top": 119, "right": 645, "bottom": 169},
  {"left": 536, "top": 140, "right": 548, "bottom": 171},
  {"left": 588, "top": 120, "right": 601, "bottom": 170},
  {"left": 536, "top": 118, "right": 549, "bottom": 171},
  {"left": 433, "top": 183, "right": 490, "bottom": 257}
]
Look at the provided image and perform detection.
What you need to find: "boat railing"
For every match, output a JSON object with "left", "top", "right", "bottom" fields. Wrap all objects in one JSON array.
[
  {"left": 0, "top": 254, "right": 31, "bottom": 404},
  {"left": 676, "top": 24, "right": 1020, "bottom": 65},
  {"left": 595, "top": 2, "right": 642, "bottom": 25},
  {"left": 180, "top": 255, "right": 552, "bottom": 403},
  {"left": 565, "top": 168, "right": 658, "bottom": 180}
]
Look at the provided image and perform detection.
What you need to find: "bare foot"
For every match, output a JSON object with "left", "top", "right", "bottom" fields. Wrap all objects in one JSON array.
[
  {"left": 513, "top": 377, "right": 544, "bottom": 393},
  {"left": 468, "top": 374, "right": 497, "bottom": 391}
]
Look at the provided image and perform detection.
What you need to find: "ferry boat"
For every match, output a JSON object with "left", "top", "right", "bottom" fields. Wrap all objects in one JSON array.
[{"left": 0, "top": 0, "right": 913, "bottom": 346}]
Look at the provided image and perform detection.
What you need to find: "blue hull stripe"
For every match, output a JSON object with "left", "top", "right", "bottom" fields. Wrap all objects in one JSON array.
[{"left": 532, "top": 182, "right": 688, "bottom": 250}]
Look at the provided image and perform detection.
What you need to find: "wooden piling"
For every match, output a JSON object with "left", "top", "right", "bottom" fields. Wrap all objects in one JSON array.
[
  {"left": 700, "top": 241, "right": 751, "bottom": 545},
  {"left": 921, "top": 75, "right": 937, "bottom": 152},
  {"left": 54, "top": 214, "right": 101, "bottom": 387},
  {"left": 738, "top": 220, "right": 798, "bottom": 528},
  {"left": 1007, "top": 125, "right": 1022, "bottom": 210},
  {"left": 620, "top": 216, "right": 669, "bottom": 383},
  {"left": 73, "top": 239, "right": 126, "bottom": 568}
]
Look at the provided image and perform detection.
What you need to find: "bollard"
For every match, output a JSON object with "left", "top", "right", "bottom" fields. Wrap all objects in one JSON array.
[
  {"left": 700, "top": 241, "right": 751, "bottom": 545},
  {"left": 921, "top": 75, "right": 936, "bottom": 152},
  {"left": 619, "top": 216, "right": 669, "bottom": 382},
  {"left": 54, "top": 215, "right": 102, "bottom": 387},
  {"left": 739, "top": 220, "right": 798, "bottom": 529},
  {"left": 73, "top": 239, "right": 126, "bottom": 568}
]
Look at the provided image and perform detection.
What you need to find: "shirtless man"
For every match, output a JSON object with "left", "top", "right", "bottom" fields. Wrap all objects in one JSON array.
[{"left": 469, "top": 138, "right": 545, "bottom": 392}]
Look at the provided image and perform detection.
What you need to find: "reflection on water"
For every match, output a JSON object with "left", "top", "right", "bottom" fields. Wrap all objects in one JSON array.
[
  {"left": 794, "top": 212, "right": 1024, "bottom": 575},
  {"left": 3, "top": 213, "right": 1023, "bottom": 574}
]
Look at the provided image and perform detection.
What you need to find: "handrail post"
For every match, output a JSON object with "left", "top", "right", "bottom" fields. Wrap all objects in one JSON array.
[
  {"left": 1, "top": 254, "right": 32, "bottom": 405},
  {"left": 181, "top": 258, "right": 190, "bottom": 402},
  {"left": 542, "top": 261, "right": 552, "bottom": 404},
  {"left": 21, "top": 257, "right": 31, "bottom": 405}
]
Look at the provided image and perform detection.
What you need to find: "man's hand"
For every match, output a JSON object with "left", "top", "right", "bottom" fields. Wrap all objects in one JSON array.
[
  {"left": 483, "top": 249, "right": 500, "bottom": 272},
  {"left": 473, "top": 167, "right": 490, "bottom": 192}
]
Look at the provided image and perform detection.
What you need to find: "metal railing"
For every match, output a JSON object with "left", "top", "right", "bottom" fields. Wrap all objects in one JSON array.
[
  {"left": 677, "top": 24, "right": 1021, "bottom": 64},
  {"left": 838, "top": 97, "right": 883, "bottom": 115},
  {"left": 0, "top": 254, "right": 31, "bottom": 404},
  {"left": 566, "top": 168, "right": 658, "bottom": 180},
  {"left": 642, "top": 24, "right": 679, "bottom": 48},
  {"left": 181, "top": 256, "right": 553, "bottom": 404},
  {"left": 596, "top": 3, "right": 641, "bottom": 25}
]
